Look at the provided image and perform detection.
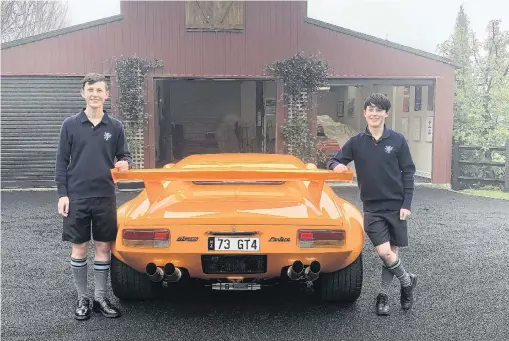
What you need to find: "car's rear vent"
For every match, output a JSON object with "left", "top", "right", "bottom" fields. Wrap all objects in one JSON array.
[
  {"left": 193, "top": 181, "right": 284, "bottom": 185},
  {"left": 208, "top": 231, "right": 258, "bottom": 236},
  {"left": 201, "top": 255, "right": 267, "bottom": 274}
]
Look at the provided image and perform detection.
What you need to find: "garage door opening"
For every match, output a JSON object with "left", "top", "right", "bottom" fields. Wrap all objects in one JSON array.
[
  {"left": 317, "top": 80, "right": 435, "bottom": 181},
  {"left": 153, "top": 78, "right": 277, "bottom": 167}
]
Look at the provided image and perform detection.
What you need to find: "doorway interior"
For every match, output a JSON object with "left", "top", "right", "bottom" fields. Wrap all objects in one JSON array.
[{"left": 154, "top": 78, "right": 277, "bottom": 167}]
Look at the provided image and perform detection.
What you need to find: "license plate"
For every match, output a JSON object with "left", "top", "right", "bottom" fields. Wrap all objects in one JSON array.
[
  {"left": 212, "top": 283, "right": 261, "bottom": 291},
  {"left": 208, "top": 237, "right": 260, "bottom": 251}
]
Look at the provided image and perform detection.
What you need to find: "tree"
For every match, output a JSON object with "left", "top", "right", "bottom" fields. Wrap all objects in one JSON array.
[
  {"left": 437, "top": 5, "right": 481, "bottom": 146},
  {"left": 439, "top": 7, "right": 509, "bottom": 185},
  {"left": 472, "top": 20, "right": 509, "bottom": 147},
  {"left": 1, "top": 1, "right": 70, "bottom": 44},
  {"left": 437, "top": 6, "right": 509, "bottom": 147},
  {"left": 437, "top": 5, "right": 472, "bottom": 68}
]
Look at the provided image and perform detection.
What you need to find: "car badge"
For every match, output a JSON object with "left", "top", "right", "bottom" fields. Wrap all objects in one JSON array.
[{"left": 232, "top": 226, "right": 236, "bottom": 232}]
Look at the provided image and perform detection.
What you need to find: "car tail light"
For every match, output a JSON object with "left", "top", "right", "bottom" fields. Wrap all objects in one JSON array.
[
  {"left": 297, "top": 229, "right": 345, "bottom": 248},
  {"left": 122, "top": 229, "right": 170, "bottom": 248}
]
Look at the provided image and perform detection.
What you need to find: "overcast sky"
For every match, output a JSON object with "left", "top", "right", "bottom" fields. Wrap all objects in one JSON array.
[{"left": 66, "top": 0, "right": 509, "bottom": 54}]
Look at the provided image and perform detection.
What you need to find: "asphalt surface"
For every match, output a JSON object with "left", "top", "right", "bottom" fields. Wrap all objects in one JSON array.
[{"left": 1, "top": 186, "right": 508, "bottom": 341}]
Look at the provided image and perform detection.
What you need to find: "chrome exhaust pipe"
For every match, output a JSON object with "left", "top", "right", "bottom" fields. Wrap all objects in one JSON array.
[
  {"left": 145, "top": 262, "right": 164, "bottom": 282},
  {"left": 304, "top": 261, "right": 321, "bottom": 282},
  {"left": 164, "top": 263, "right": 182, "bottom": 282},
  {"left": 287, "top": 260, "right": 304, "bottom": 280}
]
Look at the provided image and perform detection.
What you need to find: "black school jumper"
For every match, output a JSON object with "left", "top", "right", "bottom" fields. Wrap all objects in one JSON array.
[
  {"left": 55, "top": 110, "right": 132, "bottom": 243},
  {"left": 327, "top": 126, "right": 416, "bottom": 246}
]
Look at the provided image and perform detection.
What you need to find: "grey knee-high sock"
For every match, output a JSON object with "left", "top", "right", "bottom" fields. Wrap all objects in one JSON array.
[
  {"left": 94, "top": 260, "right": 111, "bottom": 301},
  {"left": 386, "top": 258, "right": 411, "bottom": 287},
  {"left": 379, "top": 264, "right": 394, "bottom": 295},
  {"left": 70, "top": 257, "right": 88, "bottom": 300}
]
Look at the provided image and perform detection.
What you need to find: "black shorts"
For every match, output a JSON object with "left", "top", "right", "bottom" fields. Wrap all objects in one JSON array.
[
  {"left": 363, "top": 210, "right": 408, "bottom": 247},
  {"left": 62, "top": 196, "right": 118, "bottom": 244}
]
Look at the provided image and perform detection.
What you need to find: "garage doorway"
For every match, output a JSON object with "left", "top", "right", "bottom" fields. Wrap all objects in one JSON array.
[
  {"left": 154, "top": 78, "right": 277, "bottom": 167},
  {"left": 318, "top": 79, "right": 436, "bottom": 181}
]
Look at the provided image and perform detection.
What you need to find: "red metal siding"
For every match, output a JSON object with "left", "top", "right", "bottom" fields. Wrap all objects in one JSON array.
[
  {"left": 1, "top": 1, "right": 455, "bottom": 79},
  {"left": 302, "top": 21, "right": 454, "bottom": 78},
  {"left": 1, "top": 1, "right": 307, "bottom": 77}
]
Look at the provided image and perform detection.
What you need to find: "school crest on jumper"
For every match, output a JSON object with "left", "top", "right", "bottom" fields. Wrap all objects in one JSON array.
[
  {"left": 104, "top": 132, "right": 112, "bottom": 141},
  {"left": 385, "top": 145, "right": 393, "bottom": 154}
]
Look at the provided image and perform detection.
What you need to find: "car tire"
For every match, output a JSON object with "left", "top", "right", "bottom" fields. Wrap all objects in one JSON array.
[
  {"left": 110, "top": 254, "right": 163, "bottom": 301},
  {"left": 315, "top": 252, "right": 363, "bottom": 303}
]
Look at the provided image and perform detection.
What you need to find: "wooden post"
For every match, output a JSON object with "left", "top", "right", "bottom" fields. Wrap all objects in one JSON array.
[
  {"left": 504, "top": 138, "right": 509, "bottom": 192},
  {"left": 275, "top": 83, "right": 286, "bottom": 154},
  {"left": 451, "top": 141, "right": 461, "bottom": 191}
]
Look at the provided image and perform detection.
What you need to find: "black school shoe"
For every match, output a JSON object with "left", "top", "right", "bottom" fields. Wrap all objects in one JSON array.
[
  {"left": 93, "top": 298, "right": 121, "bottom": 318},
  {"left": 375, "top": 293, "right": 390, "bottom": 316},
  {"left": 75, "top": 298, "right": 91, "bottom": 321},
  {"left": 400, "top": 273, "right": 417, "bottom": 310}
]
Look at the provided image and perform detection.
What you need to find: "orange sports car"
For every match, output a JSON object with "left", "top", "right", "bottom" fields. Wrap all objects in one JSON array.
[{"left": 110, "top": 153, "right": 364, "bottom": 303}]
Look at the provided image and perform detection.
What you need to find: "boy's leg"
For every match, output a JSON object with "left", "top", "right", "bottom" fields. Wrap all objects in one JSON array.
[
  {"left": 364, "top": 211, "right": 393, "bottom": 315},
  {"left": 91, "top": 196, "right": 121, "bottom": 318},
  {"left": 379, "top": 245, "right": 401, "bottom": 294},
  {"left": 364, "top": 211, "right": 417, "bottom": 314},
  {"left": 380, "top": 260, "right": 394, "bottom": 296},
  {"left": 62, "top": 199, "right": 93, "bottom": 320},
  {"left": 70, "top": 243, "right": 90, "bottom": 300},
  {"left": 386, "top": 212, "right": 417, "bottom": 309},
  {"left": 378, "top": 245, "right": 401, "bottom": 298}
]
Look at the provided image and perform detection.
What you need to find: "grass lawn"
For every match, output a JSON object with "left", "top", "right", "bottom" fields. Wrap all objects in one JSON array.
[{"left": 459, "top": 188, "right": 509, "bottom": 200}]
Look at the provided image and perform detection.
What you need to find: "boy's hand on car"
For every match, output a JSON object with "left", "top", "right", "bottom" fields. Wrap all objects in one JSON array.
[
  {"left": 115, "top": 160, "right": 129, "bottom": 171},
  {"left": 333, "top": 164, "right": 348, "bottom": 173}
]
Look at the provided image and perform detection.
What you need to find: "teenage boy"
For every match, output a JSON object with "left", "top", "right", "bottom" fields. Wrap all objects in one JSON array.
[
  {"left": 328, "top": 93, "right": 417, "bottom": 316},
  {"left": 55, "top": 73, "right": 132, "bottom": 320}
]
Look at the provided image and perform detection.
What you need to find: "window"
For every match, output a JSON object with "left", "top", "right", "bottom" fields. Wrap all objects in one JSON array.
[
  {"left": 185, "top": 1, "right": 244, "bottom": 31},
  {"left": 414, "top": 86, "right": 422, "bottom": 111},
  {"left": 427, "top": 85, "right": 435, "bottom": 111},
  {"left": 403, "top": 86, "right": 410, "bottom": 112}
]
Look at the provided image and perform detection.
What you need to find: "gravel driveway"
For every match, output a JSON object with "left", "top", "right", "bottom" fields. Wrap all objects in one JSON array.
[{"left": 1, "top": 186, "right": 508, "bottom": 341}]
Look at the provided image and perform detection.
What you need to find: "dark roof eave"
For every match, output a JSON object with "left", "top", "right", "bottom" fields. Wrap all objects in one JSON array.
[
  {"left": 1, "top": 14, "right": 124, "bottom": 50},
  {"left": 304, "top": 17, "right": 462, "bottom": 69}
]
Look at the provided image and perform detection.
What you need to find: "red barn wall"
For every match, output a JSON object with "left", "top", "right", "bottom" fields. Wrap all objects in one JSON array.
[
  {"left": 1, "top": 1, "right": 454, "bottom": 79},
  {"left": 1, "top": 0, "right": 456, "bottom": 184},
  {"left": 302, "top": 19, "right": 455, "bottom": 78},
  {"left": 1, "top": 1, "right": 308, "bottom": 77}
]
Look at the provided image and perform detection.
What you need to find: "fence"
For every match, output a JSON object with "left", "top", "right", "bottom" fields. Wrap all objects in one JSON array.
[{"left": 451, "top": 139, "right": 509, "bottom": 192}]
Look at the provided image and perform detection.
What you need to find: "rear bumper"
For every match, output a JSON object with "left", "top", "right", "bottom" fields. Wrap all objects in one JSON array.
[
  {"left": 113, "top": 213, "right": 365, "bottom": 280},
  {"left": 113, "top": 248, "right": 359, "bottom": 279}
]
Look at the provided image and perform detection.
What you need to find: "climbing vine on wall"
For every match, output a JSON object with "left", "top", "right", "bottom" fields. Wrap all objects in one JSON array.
[
  {"left": 114, "top": 56, "right": 163, "bottom": 167},
  {"left": 265, "top": 52, "right": 330, "bottom": 163}
]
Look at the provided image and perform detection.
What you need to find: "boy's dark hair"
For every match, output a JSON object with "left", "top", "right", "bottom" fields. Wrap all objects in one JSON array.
[
  {"left": 363, "top": 93, "right": 391, "bottom": 112},
  {"left": 82, "top": 73, "right": 108, "bottom": 90}
]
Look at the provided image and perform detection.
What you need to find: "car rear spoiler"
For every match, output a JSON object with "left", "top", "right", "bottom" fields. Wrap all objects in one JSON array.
[{"left": 111, "top": 168, "right": 354, "bottom": 205}]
